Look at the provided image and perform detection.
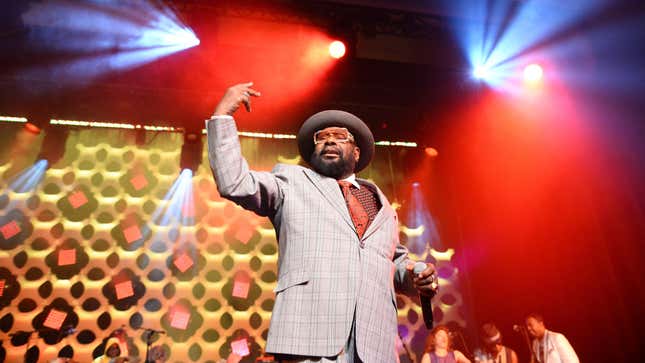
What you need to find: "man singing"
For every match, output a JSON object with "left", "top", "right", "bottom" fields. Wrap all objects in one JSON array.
[{"left": 206, "top": 82, "right": 437, "bottom": 363}]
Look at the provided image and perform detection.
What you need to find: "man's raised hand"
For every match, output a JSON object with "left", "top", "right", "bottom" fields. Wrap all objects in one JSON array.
[{"left": 213, "top": 82, "right": 261, "bottom": 116}]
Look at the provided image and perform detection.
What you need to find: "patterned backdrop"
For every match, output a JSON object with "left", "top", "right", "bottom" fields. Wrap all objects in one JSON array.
[{"left": 0, "top": 122, "right": 464, "bottom": 362}]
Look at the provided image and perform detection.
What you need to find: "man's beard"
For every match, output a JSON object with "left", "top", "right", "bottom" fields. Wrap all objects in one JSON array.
[{"left": 310, "top": 147, "right": 356, "bottom": 179}]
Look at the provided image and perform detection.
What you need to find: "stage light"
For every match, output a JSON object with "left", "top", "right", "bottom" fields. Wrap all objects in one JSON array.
[
  {"left": 24, "top": 122, "right": 42, "bottom": 135},
  {"left": 20, "top": 1, "right": 200, "bottom": 84},
  {"left": 180, "top": 132, "right": 203, "bottom": 174},
  {"left": 424, "top": 147, "right": 438, "bottom": 157},
  {"left": 37, "top": 127, "right": 68, "bottom": 166},
  {"left": 149, "top": 168, "right": 194, "bottom": 228},
  {"left": 7, "top": 159, "right": 48, "bottom": 194},
  {"left": 329, "top": 40, "right": 346, "bottom": 59},
  {"left": 473, "top": 65, "right": 490, "bottom": 80},
  {"left": 524, "top": 63, "right": 543, "bottom": 83},
  {"left": 0, "top": 116, "right": 27, "bottom": 123}
]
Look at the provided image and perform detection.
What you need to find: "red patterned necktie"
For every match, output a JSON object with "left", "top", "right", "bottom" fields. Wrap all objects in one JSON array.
[{"left": 338, "top": 180, "right": 369, "bottom": 238}]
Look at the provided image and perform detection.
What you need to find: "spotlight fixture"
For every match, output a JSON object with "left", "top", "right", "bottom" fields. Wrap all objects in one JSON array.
[
  {"left": 523, "top": 63, "right": 543, "bottom": 84},
  {"left": 473, "top": 65, "right": 490, "bottom": 80},
  {"left": 179, "top": 132, "right": 203, "bottom": 174},
  {"left": 37, "top": 127, "right": 68, "bottom": 167},
  {"left": 24, "top": 122, "right": 42, "bottom": 135},
  {"left": 329, "top": 40, "right": 346, "bottom": 59}
]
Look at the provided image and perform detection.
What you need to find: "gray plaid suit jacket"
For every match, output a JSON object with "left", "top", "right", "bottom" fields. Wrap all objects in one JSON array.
[{"left": 208, "top": 117, "right": 416, "bottom": 362}]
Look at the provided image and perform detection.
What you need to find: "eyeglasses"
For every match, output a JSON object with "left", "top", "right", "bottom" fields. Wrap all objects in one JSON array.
[{"left": 313, "top": 127, "right": 355, "bottom": 144}]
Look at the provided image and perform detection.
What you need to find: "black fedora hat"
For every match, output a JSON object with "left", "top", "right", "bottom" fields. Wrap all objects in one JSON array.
[{"left": 297, "top": 110, "right": 375, "bottom": 173}]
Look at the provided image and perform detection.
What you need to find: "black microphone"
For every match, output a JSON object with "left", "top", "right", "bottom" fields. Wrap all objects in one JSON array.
[
  {"left": 143, "top": 328, "right": 166, "bottom": 335},
  {"left": 414, "top": 262, "right": 435, "bottom": 329},
  {"left": 512, "top": 324, "right": 524, "bottom": 332}
]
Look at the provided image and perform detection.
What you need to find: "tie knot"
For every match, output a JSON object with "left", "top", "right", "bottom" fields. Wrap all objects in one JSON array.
[{"left": 338, "top": 180, "right": 354, "bottom": 190}]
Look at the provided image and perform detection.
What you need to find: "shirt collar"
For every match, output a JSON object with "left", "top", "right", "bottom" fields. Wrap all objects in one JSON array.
[{"left": 340, "top": 174, "right": 360, "bottom": 189}]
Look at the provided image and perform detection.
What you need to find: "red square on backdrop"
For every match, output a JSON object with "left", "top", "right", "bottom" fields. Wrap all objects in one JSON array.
[
  {"left": 231, "top": 338, "right": 250, "bottom": 357},
  {"left": 173, "top": 253, "right": 194, "bottom": 273},
  {"left": 232, "top": 278, "right": 250, "bottom": 299},
  {"left": 123, "top": 225, "right": 142, "bottom": 244},
  {"left": 57, "top": 249, "right": 76, "bottom": 266},
  {"left": 0, "top": 279, "right": 5, "bottom": 297},
  {"left": 130, "top": 174, "right": 149, "bottom": 191},
  {"left": 68, "top": 190, "right": 88, "bottom": 209},
  {"left": 115, "top": 280, "right": 134, "bottom": 300},
  {"left": 234, "top": 226, "right": 254, "bottom": 244},
  {"left": 170, "top": 309, "right": 190, "bottom": 330},
  {"left": 43, "top": 309, "right": 67, "bottom": 330},
  {"left": 0, "top": 220, "right": 21, "bottom": 239}
]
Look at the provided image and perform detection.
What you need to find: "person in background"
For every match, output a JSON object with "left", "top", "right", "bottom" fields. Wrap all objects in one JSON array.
[
  {"left": 92, "top": 337, "right": 129, "bottom": 363},
  {"left": 525, "top": 313, "right": 579, "bottom": 363},
  {"left": 421, "top": 326, "right": 471, "bottom": 363},
  {"left": 474, "top": 322, "right": 518, "bottom": 363}
]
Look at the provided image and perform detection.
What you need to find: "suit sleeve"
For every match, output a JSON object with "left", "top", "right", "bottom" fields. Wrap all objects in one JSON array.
[
  {"left": 391, "top": 212, "right": 416, "bottom": 296},
  {"left": 207, "top": 117, "right": 285, "bottom": 217},
  {"left": 554, "top": 333, "right": 580, "bottom": 363}
]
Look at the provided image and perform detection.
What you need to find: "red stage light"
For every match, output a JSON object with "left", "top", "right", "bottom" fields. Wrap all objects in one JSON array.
[
  {"left": 231, "top": 338, "right": 250, "bottom": 357},
  {"left": 329, "top": 40, "right": 346, "bottom": 59},
  {"left": 68, "top": 190, "right": 88, "bottom": 209},
  {"left": 57, "top": 248, "right": 76, "bottom": 266},
  {"left": 232, "top": 274, "right": 251, "bottom": 299},
  {"left": 173, "top": 252, "right": 194, "bottom": 273},
  {"left": 24, "top": 122, "right": 42, "bottom": 134},
  {"left": 0, "top": 279, "right": 5, "bottom": 297},
  {"left": 115, "top": 280, "right": 135, "bottom": 300},
  {"left": 130, "top": 174, "right": 149, "bottom": 191},
  {"left": 0, "top": 220, "right": 21, "bottom": 239},
  {"left": 43, "top": 309, "right": 67, "bottom": 330},
  {"left": 524, "top": 63, "right": 543, "bottom": 84},
  {"left": 424, "top": 147, "right": 439, "bottom": 157},
  {"left": 169, "top": 307, "right": 190, "bottom": 330},
  {"left": 122, "top": 224, "right": 142, "bottom": 244}
]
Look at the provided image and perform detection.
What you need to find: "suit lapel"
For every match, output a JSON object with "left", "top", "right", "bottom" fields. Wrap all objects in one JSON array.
[{"left": 302, "top": 168, "right": 356, "bottom": 232}]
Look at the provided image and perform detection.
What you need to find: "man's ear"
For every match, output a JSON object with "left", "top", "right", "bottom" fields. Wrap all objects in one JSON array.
[{"left": 354, "top": 146, "right": 360, "bottom": 162}]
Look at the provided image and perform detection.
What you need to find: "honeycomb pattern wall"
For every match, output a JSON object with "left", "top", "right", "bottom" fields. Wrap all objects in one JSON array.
[{"left": 0, "top": 124, "right": 464, "bottom": 362}]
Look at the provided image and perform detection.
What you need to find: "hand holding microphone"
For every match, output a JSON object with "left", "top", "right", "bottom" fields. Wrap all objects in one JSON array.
[
  {"left": 410, "top": 261, "right": 439, "bottom": 294},
  {"left": 408, "top": 261, "right": 438, "bottom": 329}
]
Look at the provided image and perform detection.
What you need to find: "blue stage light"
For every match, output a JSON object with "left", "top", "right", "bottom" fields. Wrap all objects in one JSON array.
[
  {"left": 450, "top": 0, "right": 608, "bottom": 91},
  {"left": 7, "top": 159, "right": 48, "bottom": 194},
  {"left": 19, "top": 0, "right": 200, "bottom": 84}
]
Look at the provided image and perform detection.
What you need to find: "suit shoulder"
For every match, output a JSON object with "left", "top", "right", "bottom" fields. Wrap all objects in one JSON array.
[{"left": 271, "top": 163, "right": 309, "bottom": 180}]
